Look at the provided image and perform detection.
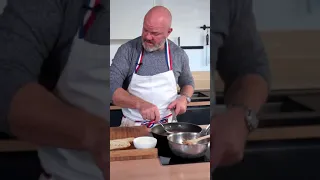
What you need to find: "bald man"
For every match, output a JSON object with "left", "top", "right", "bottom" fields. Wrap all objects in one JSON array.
[{"left": 110, "top": 6, "right": 195, "bottom": 128}]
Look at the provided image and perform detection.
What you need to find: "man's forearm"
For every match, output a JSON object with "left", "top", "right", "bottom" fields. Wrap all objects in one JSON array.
[
  {"left": 8, "top": 83, "right": 108, "bottom": 151},
  {"left": 180, "top": 85, "right": 194, "bottom": 98},
  {"left": 112, "top": 88, "right": 148, "bottom": 109},
  {"left": 224, "top": 74, "right": 269, "bottom": 112}
]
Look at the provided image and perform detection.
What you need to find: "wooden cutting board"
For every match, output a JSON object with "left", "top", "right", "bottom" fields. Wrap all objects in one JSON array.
[{"left": 110, "top": 126, "right": 158, "bottom": 162}]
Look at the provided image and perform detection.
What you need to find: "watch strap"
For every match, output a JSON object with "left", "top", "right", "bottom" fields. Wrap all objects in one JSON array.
[
  {"left": 179, "top": 94, "right": 191, "bottom": 103},
  {"left": 227, "top": 104, "right": 259, "bottom": 132}
]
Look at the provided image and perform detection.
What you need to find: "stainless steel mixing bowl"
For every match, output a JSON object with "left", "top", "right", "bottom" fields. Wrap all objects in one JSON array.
[{"left": 167, "top": 132, "right": 210, "bottom": 159}]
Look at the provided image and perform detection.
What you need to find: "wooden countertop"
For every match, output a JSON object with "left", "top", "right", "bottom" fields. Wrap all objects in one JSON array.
[
  {"left": 110, "top": 158, "right": 210, "bottom": 180},
  {"left": 111, "top": 124, "right": 210, "bottom": 180},
  {"left": 110, "top": 101, "right": 210, "bottom": 110}
]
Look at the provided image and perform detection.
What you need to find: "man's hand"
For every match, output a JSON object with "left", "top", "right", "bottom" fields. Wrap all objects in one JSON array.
[
  {"left": 210, "top": 107, "right": 249, "bottom": 170},
  {"left": 167, "top": 95, "right": 188, "bottom": 115},
  {"left": 138, "top": 101, "right": 160, "bottom": 122}
]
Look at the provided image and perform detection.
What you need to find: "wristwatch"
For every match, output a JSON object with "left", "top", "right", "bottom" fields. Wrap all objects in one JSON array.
[
  {"left": 227, "top": 104, "right": 259, "bottom": 132},
  {"left": 178, "top": 94, "right": 191, "bottom": 103}
]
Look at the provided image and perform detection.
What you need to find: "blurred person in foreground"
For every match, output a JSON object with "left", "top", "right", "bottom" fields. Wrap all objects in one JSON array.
[
  {"left": 211, "top": 0, "right": 271, "bottom": 172},
  {"left": 0, "top": 0, "right": 110, "bottom": 179}
]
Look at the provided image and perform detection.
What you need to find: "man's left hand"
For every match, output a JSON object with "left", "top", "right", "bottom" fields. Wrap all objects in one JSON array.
[{"left": 167, "top": 96, "right": 188, "bottom": 115}]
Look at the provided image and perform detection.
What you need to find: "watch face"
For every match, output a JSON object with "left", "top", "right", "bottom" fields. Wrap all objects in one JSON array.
[
  {"left": 247, "top": 109, "right": 259, "bottom": 129},
  {"left": 180, "top": 94, "right": 191, "bottom": 103}
]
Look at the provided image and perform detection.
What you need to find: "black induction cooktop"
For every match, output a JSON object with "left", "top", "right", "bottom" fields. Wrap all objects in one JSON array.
[{"left": 159, "top": 149, "right": 210, "bottom": 166}]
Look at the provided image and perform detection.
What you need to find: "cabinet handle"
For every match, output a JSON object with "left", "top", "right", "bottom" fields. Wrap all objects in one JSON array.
[{"left": 205, "top": 30, "right": 210, "bottom": 66}]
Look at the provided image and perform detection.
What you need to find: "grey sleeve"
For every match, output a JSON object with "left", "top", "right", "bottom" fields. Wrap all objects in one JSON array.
[
  {"left": 216, "top": 0, "right": 271, "bottom": 90},
  {"left": 178, "top": 51, "right": 195, "bottom": 89},
  {"left": 0, "top": 0, "right": 63, "bottom": 134},
  {"left": 110, "top": 44, "right": 131, "bottom": 99}
]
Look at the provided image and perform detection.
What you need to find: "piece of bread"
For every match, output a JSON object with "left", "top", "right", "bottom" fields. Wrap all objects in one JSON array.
[
  {"left": 110, "top": 137, "right": 135, "bottom": 151},
  {"left": 119, "top": 137, "right": 134, "bottom": 143}
]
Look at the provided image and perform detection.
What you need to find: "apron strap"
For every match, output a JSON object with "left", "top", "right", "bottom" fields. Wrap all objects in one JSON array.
[
  {"left": 135, "top": 49, "right": 144, "bottom": 73},
  {"left": 134, "top": 39, "right": 172, "bottom": 73},
  {"left": 79, "top": 0, "right": 101, "bottom": 39},
  {"left": 164, "top": 39, "right": 173, "bottom": 71},
  {"left": 123, "top": 114, "right": 172, "bottom": 128}
]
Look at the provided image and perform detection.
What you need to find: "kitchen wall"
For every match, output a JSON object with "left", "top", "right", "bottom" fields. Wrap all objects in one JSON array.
[{"left": 110, "top": 0, "right": 210, "bottom": 72}]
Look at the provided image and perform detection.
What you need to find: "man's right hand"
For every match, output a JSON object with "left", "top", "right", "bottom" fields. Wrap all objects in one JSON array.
[
  {"left": 111, "top": 88, "right": 160, "bottom": 122},
  {"left": 138, "top": 101, "right": 160, "bottom": 122}
]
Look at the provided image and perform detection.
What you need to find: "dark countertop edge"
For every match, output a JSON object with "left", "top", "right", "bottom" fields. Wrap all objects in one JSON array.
[{"left": 216, "top": 88, "right": 320, "bottom": 97}]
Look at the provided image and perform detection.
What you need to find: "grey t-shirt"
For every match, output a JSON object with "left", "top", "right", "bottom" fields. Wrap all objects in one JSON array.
[
  {"left": 211, "top": 0, "right": 271, "bottom": 107},
  {"left": 110, "top": 36, "right": 195, "bottom": 98}
]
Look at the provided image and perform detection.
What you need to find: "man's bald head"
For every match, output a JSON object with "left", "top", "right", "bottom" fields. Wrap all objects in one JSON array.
[
  {"left": 144, "top": 6, "right": 172, "bottom": 29},
  {"left": 141, "top": 6, "right": 173, "bottom": 52}
]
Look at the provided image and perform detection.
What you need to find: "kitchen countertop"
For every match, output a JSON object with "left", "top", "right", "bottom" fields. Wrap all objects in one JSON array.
[
  {"left": 215, "top": 88, "right": 320, "bottom": 98},
  {"left": 110, "top": 124, "right": 211, "bottom": 180},
  {"left": 2, "top": 124, "right": 320, "bottom": 152},
  {"left": 110, "top": 158, "right": 210, "bottom": 180},
  {"left": 110, "top": 101, "right": 210, "bottom": 110},
  {"left": 110, "top": 90, "right": 210, "bottom": 110}
]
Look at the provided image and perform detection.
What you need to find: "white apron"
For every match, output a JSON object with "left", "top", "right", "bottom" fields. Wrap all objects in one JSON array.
[
  {"left": 121, "top": 39, "right": 178, "bottom": 128},
  {"left": 37, "top": 0, "right": 108, "bottom": 179}
]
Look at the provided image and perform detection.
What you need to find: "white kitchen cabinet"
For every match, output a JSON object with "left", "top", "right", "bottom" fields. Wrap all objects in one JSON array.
[
  {"left": 110, "top": 0, "right": 154, "bottom": 39},
  {"left": 253, "top": 0, "right": 320, "bottom": 31}
]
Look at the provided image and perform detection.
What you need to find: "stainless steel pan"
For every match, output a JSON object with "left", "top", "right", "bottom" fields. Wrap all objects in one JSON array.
[{"left": 167, "top": 126, "right": 210, "bottom": 159}]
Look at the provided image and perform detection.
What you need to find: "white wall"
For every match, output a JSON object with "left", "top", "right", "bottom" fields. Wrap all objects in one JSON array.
[{"left": 110, "top": 0, "right": 210, "bottom": 72}]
